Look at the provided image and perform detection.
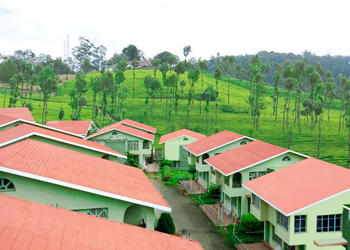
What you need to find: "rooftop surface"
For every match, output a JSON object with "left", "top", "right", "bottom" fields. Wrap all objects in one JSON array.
[
  {"left": 88, "top": 123, "right": 155, "bottom": 141},
  {"left": 0, "top": 107, "right": 34, "bottom": 122},
  {"left": 0, "top": 195, "right": 201, "bottom": 250},
  {"left": 184, "top": 130, "right": 246, "bottom": 156},
  {"left": 0, "top": 123, "right": 125, "bottom": 158},
  {"left": 159, "top": 129, "right": 206, "bottom": 144},
  {"left": 205, "top": 140, "right": 288, "bottom": 176},
  {"left": 46, "top": 120, "right": 94, "bottom": 135},
  {"left": 243, "top": 158, "right": 350, "bottom": 216},
  {"left": 0, "top": 139, "right": 170, "bottom": 211}
]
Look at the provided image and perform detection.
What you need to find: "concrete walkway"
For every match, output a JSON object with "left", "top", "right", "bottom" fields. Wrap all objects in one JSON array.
[{"left": 151, "top": 178, "right": 232, "bottom": 250}]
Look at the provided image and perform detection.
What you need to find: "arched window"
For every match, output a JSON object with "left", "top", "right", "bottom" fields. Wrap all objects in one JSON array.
[
  {"left": 183, "top": 137, "right": 189, "bottom": 141},
  {"left": 282, "top": 156, "right": 291, "bottom": 161},
  {"left": 0, "top": 178, "right": 15, "bottom": 191},
  {"left": 240, "top": 141, "right": 247, "bottom": 145},
  {"left": 143, "top": 140, "right": 149, "bottom": 149},
  {"left": 112, "top": 131, "right": 118, "bottom": 135},
  {"left": 87, "top": 208, "right": 108, "bottom": 218},
  {"left": 102, "top": 154, "right": 110, "bottom": 160},
  {"left": 232, "top": 173, "right": 242, "bottom": 188},
  {"left": 202, "top": 153, "right": 209, "bottom": 164}
]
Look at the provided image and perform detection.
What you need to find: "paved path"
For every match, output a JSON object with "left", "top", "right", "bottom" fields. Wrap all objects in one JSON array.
[{"left": 151, "top": 178, "right": 232, "bottom": 250}]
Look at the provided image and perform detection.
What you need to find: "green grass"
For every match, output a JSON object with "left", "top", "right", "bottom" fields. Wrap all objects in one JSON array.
[{"left": 1, "top": 69, "right": 349, "bottom": 166}]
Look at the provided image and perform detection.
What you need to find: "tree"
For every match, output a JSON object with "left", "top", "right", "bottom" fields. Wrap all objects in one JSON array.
[
  {"left": 220, "top": 55, "right": 235, "bottom": 103},
  {"left": 167, "top": 55, "right": 176, "bottom": 74},
  {"left": 0, "top": 59, "right": 17, "bottom": 107},
  {"left": 8, "top": 77, "right": 19, "bottom": 107},
  {"left": 198, "top": 60, "right": 208, "bottom": 114},
  {"left": 92, "top": 45, "right": 107, "bottom": 70},
  {"left": 292, "top": 60, "right": 306, "bottom": 132},
  {"left": 214, "top": 65, "right": 222, "bottom": 125},
  {"left": 122, "top": 44, "right": 140, "bottom": 61},
  {"left": 38, "top": 66, "right": 58, "bottom": 124},
  {"left": 114, "top": 70, "right": 126, "bottom": 118},
  {"left": 72, "top": 71, "right": 88, "bottom": 120},
  {"left": 90, "top": 76, "right": 101, "bottom": 121},
  {"left": 132, "top": 59, "right": 139, "bottom": 100},
  {"left": 150, "top": 77, "right": 161, "bottom": 115},
  {"left": 58, "top": 107, "right": 65, "bottom": 120},
  {"left": 156, "top": 213, "right": 175, "bottom": 234},
  {"left": 272, "top": 62, "right": 282, "bottom": 121},
  {"left": 174, "top": 62, "right": 186, "bottom": 115},
  {"left": 151, "top": 58, "right": 160, "bottom": 77},
  {"left": 72, "top": 37, "right": 95, "bottom": 71},
  {"left": 154, "top": 51, "right": 176, "bottom": 64},
  {"left": 337, "top": 74, "right": 347, "bottom": 132},
  {"left": 183, "top": 45, "right": 191, "bottom": 62},
  {"left": 324, "top": 71, "right": 336, "bottom": 122}
]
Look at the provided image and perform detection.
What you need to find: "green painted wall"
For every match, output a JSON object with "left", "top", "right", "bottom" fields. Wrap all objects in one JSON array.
[
  {"left": 0, "top": 122, "right": 19, "bottom": 131},
  {"left": 0, "top": 172, "right": 156, "bottom": 229},
  {"left": 163, "top": 136, "right": 198, "bottom": 163}
]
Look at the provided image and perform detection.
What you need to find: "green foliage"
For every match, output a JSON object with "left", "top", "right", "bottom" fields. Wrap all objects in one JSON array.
[
  {"left": 188, "top": 164, "right": 196, "bottom": 174},
  {"left": 161, "top": 165, "right": 172, "bottom": 181},
  {"left": 237, "top": 214, "right": 263, "bottom": 233},
  {"left": 125, "top": 151, "right": 140, "bottom": 168},
  {"left": 58, "top": 107, "right": 64, "bottom": 120},
  {"left": 122, "top": 44, "right": 140, "bottom": 61},
  {"left": 198, "top": 186, "right": 221, "bottom": 204},
  {"left": 159, "top": 159, "right": 173, "bottom": 170},
  {"left": 155, "top": 213, "right": 176, "bottom": 234},
  {"left": 221, "top": 105, "right": 234, "bottom": 113}
]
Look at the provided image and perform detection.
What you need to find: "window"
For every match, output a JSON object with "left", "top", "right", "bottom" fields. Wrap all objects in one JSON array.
[
  {"left": 112, "top": 131, "right": 118, "bottom": 135},
  {"left": 183, "top": 137, "right": 188, "bottom": 141},
  {"left": 212, "top": 168, "right": 216, "bottom": 176},
  {"left": 294, "top": 215, "right": 306, "bottom": 233},
  {"left": 196, "top": 157, "right": 199, "bottom": 163},
  {"left": 0, "top": 178, "right": 15, "bottom": 191},
  {"left": 128, "top": 140, "right": 139, "bottom": 151},
  {"left": 249, "top": 171, "right": 267, "bottom": 181},
  {"left": 317, "top": 214, "right": 341, "bottom": 232},
  {"left": 202, "top": 153, "right": 209, "bottom": 164},
  {"left": 232, "top": 173, "right": 242, "bottom": 188},
  {"left": 282, "top": 156, "right": 291, "bottom": 161},
  {"left": 277, "top": 212, "right": 289, "bottom": 231},
  {"left": 232, "top": 197, "right": 237, "bottom": 207},
  {"left": 199, "top": 172, "right": 202, "bottom": 178},
  {"left": 75, "top": 208, "right": 108, "bottom": 219},
  {"left": 142, "top": 140, "right": 149, "bottom": 149},
  {"left": 240, "top": 141, "right": 247, "bottom": 145},
  {"left": 252, "top": 194, "right": 260, "bottom": 209},
  {"left": 272, "top": 226, "right": 282, "bottom": 245},
  {"left": 224, "top": 176, "right": 230, "bottom": 186},
  {"left": 284, "top": 244, "right": 295, "bottom": 250},
  {"left": 188, "top": 152, "right": 190, "bottom": 157}
]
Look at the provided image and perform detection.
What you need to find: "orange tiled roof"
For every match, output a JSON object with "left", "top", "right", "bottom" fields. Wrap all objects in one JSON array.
[
  {"left": 205, "top": 140, "right": 288, "bottom": 175},
  {"left": 184, "top": 130, "right": 246, "bottom": 156},
  {"left": 88, "top": 123, "right": 155, "bottom": 141},
  {"left": 46, "top": 120, "right": 94, "bottom": 135},
  {"left": 120, "top": 119, "right": 156, "bottom": 133},
  {"left": 159, "top": 129, "right": 206, "bottom": 144},
  {"left": 0, "top": 195, "right": 201, "bottom": 250},
  {"left": 0, "top": 115, "right": 18, "bottom": 126},
  {"left": 243, "top": 158, "right": 350, "bottom": 216},
  {"left": 0, "top": 139, "right": 170, "bottom": 211},
  {"left": 0, "top": 107, "right": 34, "bottom": 121},
  {"left": 0, "top": 123, "right": 125, "bottom": 158}
]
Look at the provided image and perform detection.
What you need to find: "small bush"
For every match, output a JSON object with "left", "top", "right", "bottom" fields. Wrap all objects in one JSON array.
[
  {"left": 221, "top": 105, "right": 234, "bottom": 113},
  {"left": 159, "top": 159, "right": 173, "bottom": 170},
  {"left": 156, "top": 213, "right": 176, "bottom": 234},
  {"left": 239, "top": 214, "right": 263, "bottom": 233},
  {"left": 162, "top": 165, "right": 172, "bottom": 181}
]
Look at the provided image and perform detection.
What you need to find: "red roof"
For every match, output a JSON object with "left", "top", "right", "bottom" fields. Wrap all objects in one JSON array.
[
  {"left": 46, "top": 120, "right": 94, "bottom": 135},
  {"left": 0, "top": 195, "right": 202, "bottom": 250},
  {"left": 0, "top": 139, "right": 170, "bottom": 211},
  {"left": 88, "top": 123, "right": 155, "bottom": 141},
  {"left": 0, "top": 107, "right": 34, "bottom": 122},
  {"left": 159, "top": 129, "right": 206, "bottom": 144},
  {"left": 206, "top": 140, "right": 288, "bottom": 176},
  {"left": 120, "top": 119, "right": 156, "bottom": 133},
  {"left": 184, "top": 130, "right": 246, "bottom": 156},
  {"left": 0, "top": 115, "right": 17, "bottom": 126},
  {"left": 243, "top": 158, "right": 350, "bottom": 216},
  {"left": 0, "top": 123, "right": 125, "bottom": 158}
]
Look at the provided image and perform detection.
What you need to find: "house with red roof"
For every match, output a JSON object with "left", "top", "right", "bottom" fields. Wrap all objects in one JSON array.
[
  {"left": 0, "top": 123, "right": 126, "bottom": 161},
  {"left": 0, "top": 107, "right": 35, "bottom": 122},
  {"left": 0, "top": 139, "right": 170, "bottom": 230},
  {"left": 88, "top": 119, "right": 156, "bottom": 168},
  {"left": 0, "top": 194, "right": 203, "bottom": 250},
  {"left": 205, "top": 140, "right": 308, "bottom": 219},
  {"left": 46, "top": 120, "right": 98, "bottom": 137},
  {"left": 159, "top": 129, "right": 206, "bottom": 169},
  {"left": 183, "top": 130, "right": 254, "bottom": 190},
  {"left": 243, "top": 158, "right": 350, "bottom": 250}
]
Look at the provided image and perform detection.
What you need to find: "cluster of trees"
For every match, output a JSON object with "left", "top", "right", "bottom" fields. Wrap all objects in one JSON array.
[{"left": 0, "top": 57, "right": 59, "bottom": 124}]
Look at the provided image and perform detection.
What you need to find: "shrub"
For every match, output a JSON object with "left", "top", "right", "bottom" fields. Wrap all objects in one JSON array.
[
  {"left": 239, "top": 214, "right": 263, "bottom": 233},
  {"left": 159, "top": 159, "right": 173, "bottom": 170},
  {"left": 162, "top": 165, "right": 172, "bottom": 181},
  {"left": 221, "top": 105, "right": 234, "bottom": 113},
  {"left": 155, "top": 213, "right": 176, "bottom": 234},
  {"left": 188, "top": 165, "right": 196, "bottom": 174}
]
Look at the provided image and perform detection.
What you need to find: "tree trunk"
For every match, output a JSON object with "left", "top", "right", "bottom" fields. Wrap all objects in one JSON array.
[{"left": 3, "top": 84, "right": 7, "bottom": 107}]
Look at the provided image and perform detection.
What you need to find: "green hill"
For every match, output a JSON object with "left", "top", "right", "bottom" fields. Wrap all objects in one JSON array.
[{"left": 1, "top": 69, "right": 348, "bottom": 167}]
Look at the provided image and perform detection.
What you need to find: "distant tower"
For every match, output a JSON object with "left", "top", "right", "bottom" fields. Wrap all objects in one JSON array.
[{"left": 64, "top": 35, "right": 70, "bottom": 60}]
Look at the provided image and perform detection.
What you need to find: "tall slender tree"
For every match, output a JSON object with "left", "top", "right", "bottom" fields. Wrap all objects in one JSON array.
[
  {"left": 272, "top": 62, "right": 282, "bottom": 121},
  {"left": 0, "top": 59, "right": 17, "bottom": 107},
  {"left": 132, "top": 59, "right": 139, "bottom": 100},
  {"left": 198, "top": 60, "right": 208, "bottom": 114},
  {"left": 214, "top": 66, "right": 222, "bottom": 125}
]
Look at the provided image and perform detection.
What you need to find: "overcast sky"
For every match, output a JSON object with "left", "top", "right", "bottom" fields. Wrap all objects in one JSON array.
[{"left": 1, "top": 0, "right": 350, "bottom": 60}]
